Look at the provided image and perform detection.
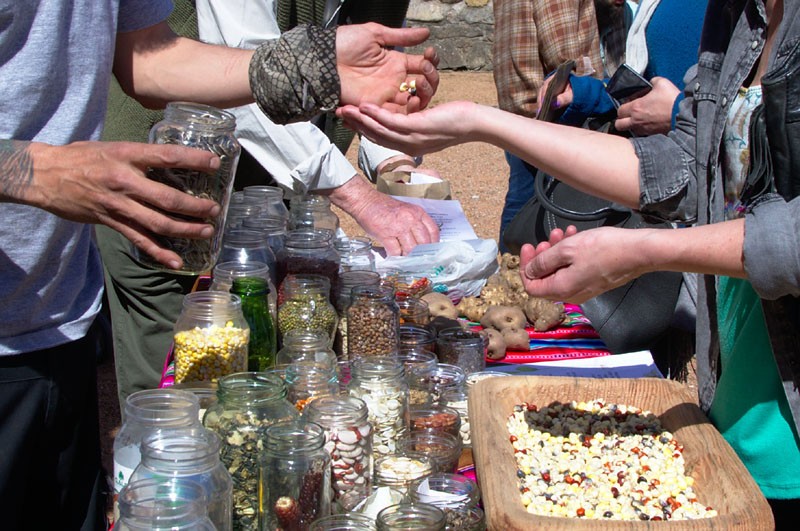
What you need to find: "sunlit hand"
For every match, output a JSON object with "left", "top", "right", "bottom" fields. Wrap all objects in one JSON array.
[
  {"left": 28, "top": 141, "right": 222, "bottom": 269},
  {"left": 336, "top": 23, "right": 440, "bottom": 114},
  {"left": 536, "top": 75, "right": 574, "bottom": 115},
  {"left": 615, "top": 77, "right": 680, "bottom": 136}
]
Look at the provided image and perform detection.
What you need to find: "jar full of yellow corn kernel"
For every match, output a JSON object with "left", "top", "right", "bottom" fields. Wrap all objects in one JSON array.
[{"left": 173, "top": 291, "right": 249, "bottom": 384}]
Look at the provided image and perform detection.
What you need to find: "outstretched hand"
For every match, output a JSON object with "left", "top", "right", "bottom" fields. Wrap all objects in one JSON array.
[
  {"left": 336, "top": 23, "right": 440, "bottom": 114},
  {"left": 29, "top": 141, "right": 223, "bottom": 269}
]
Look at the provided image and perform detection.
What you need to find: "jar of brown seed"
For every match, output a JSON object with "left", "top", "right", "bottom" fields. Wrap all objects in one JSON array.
[{"left": 346, "top": 285, "right": 400, "bottom": 359}]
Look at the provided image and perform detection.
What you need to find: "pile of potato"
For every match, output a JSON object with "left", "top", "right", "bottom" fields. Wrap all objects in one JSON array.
[{"left": 419, "top": 253, "right": 566, "bottom": 359}]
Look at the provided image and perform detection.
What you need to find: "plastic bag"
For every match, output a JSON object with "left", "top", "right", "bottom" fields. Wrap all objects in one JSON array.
[{"left": 376, "top": 239, "right": 499, "bottom": 297}]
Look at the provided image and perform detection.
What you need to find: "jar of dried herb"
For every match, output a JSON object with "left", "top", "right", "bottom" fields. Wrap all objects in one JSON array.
[
  {"left": 277, "top": 274, "right": 339, "bottom": 345},
  {"left": 346, "top": 285, "right": 400, "bottom": 359},
  {"left": 260, "top": 420, "right": 332, "bottom": 530},
  {"left": 135, "top": 102, "right": 241, "bottom": 274},
  {"left": 202, "top": 372, "right": 299, "bottom": 530}
]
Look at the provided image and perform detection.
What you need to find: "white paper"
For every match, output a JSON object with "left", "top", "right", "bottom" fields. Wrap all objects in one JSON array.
[
  {"left": 389, "top": 195, "right": 478, "bottom": 241},
  {"left": 485, "top": 351, "right": 664, "bottom": 379},
  {"left": 408, "top": 172, "right": 444, "bottom": 184}
]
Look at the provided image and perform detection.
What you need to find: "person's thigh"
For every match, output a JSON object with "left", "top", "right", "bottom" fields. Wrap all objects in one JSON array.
[{"left": 499, "top": 151, "right": 538, "bottom": 253}]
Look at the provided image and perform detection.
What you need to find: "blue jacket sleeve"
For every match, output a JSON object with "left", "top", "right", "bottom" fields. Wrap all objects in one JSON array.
[{"left": 558, "top": 73, "right": 617, "bottom": 126}]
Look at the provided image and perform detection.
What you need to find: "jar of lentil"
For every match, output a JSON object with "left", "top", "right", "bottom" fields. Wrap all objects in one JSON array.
[
  {"left": 135, "top": 102, "right": 240, "bottom": 274},
  {"left": 399, "top": 324, "right": 436, "bottom": 354},
  {"left": 303, "top": 396, "right": 374, "bottom": 512},
  {"left": 334, "top": 236, "right": 376, "bottom": 273},
  {"left": 276, "top": 229, "right": 340, "bottom": 294},
  {"left": 260, "top": 420, "right": 332, "bottom": 530},
  {"left": 202, "top": 372, "right": 299, "bottom": 530},
  {"left": 172, "top": 291, "right": 249, "bottom": 384},
  {"left": 395, "top": 294, "right": 430, "bottom": 326},
  {"left": 435, "top": 328, "right": 487, "bottom": 376},
  {"left": 116, "top": 478, "right": 216, "bottom": 531},
  {"left": 439, "top": 389, "right": 471, "bottom": 448},
  {"left": 376, "top": 502, "right": 445, "bottom": 531},
  {"left": 285, "top": 362, "right": 339, "bottom": 412},
  {"left": 289, "top": 194, "right": 341, "bottom": 235},
  {"left": 397, "top": 431, "right": 462, "bottom": 474},
  {"left": 332, "top": 270, "right": 381, "bottom": 359},
  {"left": 278, "top": 274, "right": 339, "bottom": 345},
  {"left": 373, "top": 452, "right": 435, "bottom": 496},
  {"left": 409, "top": 404, "right": 462, "bottom": 440},
  {"left": 347, "top": 356, "right": 409, "bottom": 458},
  {"left": 309, "top": 513, "right": 377, "bottom": 531},
  {"left": 276, "top": 329, "right": 337, "bottom": 371},
  {"left": 346, "top": 285, "right": 400, "bottom": 359},
  {"left": 130, "top": 427, "right": 233, "bottom": 531}
]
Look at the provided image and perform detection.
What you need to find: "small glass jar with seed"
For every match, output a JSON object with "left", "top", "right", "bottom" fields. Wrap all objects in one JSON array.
[
  {"left": 260, "top": 420, "right": 332, "bottom": 530},
  {"left": 398, "top": 349, "right": 438, "bottom": 406},
  {"left": 303, "top": 396, "right": 374, "bottom": 513},
  {"left": 410, "top": 473, "right": 482, "bottom": 530},
  {"left": 284, "top": 361, "right": 339, "bottom": 412},
  {"left": 376, "top": 502, "right": 445, "bottom": 531},
  {"left": 278, "top": 274, "right": 339, "bottom": 345},
  {"left": 309, "top": 513, "right": 377, "bottom": 530},
  {"left": 172, "top": 291, "right": 249, "bottom": 384},
  {"left": 395, "top": 294, "right": 430, "bottom": 326},
  {"left": 346, "top": 285, "right": 400, "bottom": 359},
  {"left": 427, "top": 364, "right": 467, "bottom": 405},
  {"left": 332, "top": 270, "right": 381, "bottom": 359},
  {"left": 136, "top": 102, "right": 241, "bottom": 274},
  {"left": 276, "top": 229, "right": 340, "bottom": 296},
  {"left": 435, "top": 328, "right": 487, "bottom": 376},
  {"left": 202, "top": 372, "right": 299, "bottom": 530},
  {"left": 373, "top": 452, "right": 434, "bottom": 496},
  {"left": 397, "top": 431, "right": 462, "bottom": 474},
  {"left": 409, "top": 404, "right": 462, "bottom": 440}
]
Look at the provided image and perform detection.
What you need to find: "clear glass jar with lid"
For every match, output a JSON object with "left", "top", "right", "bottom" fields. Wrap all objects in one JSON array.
[
  {"left": 347, "top": 356, "right": 409, "bottom": 459},
  {"left": 130, "top": 427, "right": 233, "bottom": 531},
  {"left": 334, "top": 236, "right": 375, "bottom": 273},
  {"left": 172, "top": 291, "right": 249, "bottom": 384},
  {"left": 346, "top": 285, "right": 400, "bottom": 359},
  {"left": 333, "top": 270, "right": 381, "bottom": 359},
  {"left": 116, "top": 478, "right": 216, "bottom": 531},
  {"left": 276, "top": 229, "right": 340, "bottom": 292},
  {"left": 285, "top": 362, "right": 339, "bottom": 412},
  {"left": 136, "top": 102, "right": 241, "bottom": 274},
  {"left": 278, "top": 274, "right": 339, "bottom": 344},
  {"left": 260, "top": 420, "right": 332, "bottom": 530},
  {"left": 276, "top": 328, "right": 337, "bottom": 371},
  {"left": 242, "top": 184, "right": 290, "bottom": 222},
  {"left": 113, "top": 389, "right": 201, "bottom": 521},
  {"left": 303, "top": 396, "right": 374, "bottom": 512},
  {"left": 289, "top": 193, "right": 341, "bottom": 234},
  {"left": 376, "top": 502, "right": 446, "bottom": 531},
  {"left": 202, "top": 372, "right": 299, "bottom": 530},
  {"left": 310, "top": 513, "right": 377, "bottom": 530}
]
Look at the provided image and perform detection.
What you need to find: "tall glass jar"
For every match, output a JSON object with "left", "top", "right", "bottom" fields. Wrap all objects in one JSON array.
[
  {"left": 347, "top": 356, "right": 409, "bottom": 459},
  {"left": 276, "top": 329, "right": 337, "bottom": 371},
  {"left": 202, "top": 372, "right": 299, "bottom": 530},
  {"left": 116, "top": 478, "right": 216, "bottom": 531},
  {"left": 376, "top": 503, "right": 446, "bottom": 531},
  {"left": 232, "top": 276, "right": 277, "bottom": 371},
  {"left": 260, "top": 420, "right": 332, "bottom": 530},
  {"left": 303, "top": 396, "right": 374, "bottom": 512},
  {"left": 278, "top": 275, "right": 339, "bottom": 345},
  {"left": 289, "top": 194, "right": 340, "bottom": 234},
  {"left": 243, "top": 184, "right": 291, "bottom": 222},
  {"left": 309, "top": 514, "right": 377, "bottom": 531},
  {"left": 333, "top": 270, "right": 381, "bottom": 359},
  {"left": 242, "top": 215, "right": 288, "bottom": 258},
  {"left": 275, "top": 229, "right": 340, "bottom": 294},
  {"left": 113, "top": 389, "right": 201, "bottom": 521},
  {"left": 130, "top": 427, "right": 233, "bottom": 531},
  {"left": 346, "top": 285, "right": 400, "bottom": 359},
  {"left": 136, "top": 102, "right": 241, "bottom": 274},
  {"left": 334, "top": 236, "right": 375, "bottom": 273},
  {"left": 285, "top": 362, "right": 339, "bottom": 412},
  {"left": 172, "top": 291, "right": 249, "bottom": 384}
]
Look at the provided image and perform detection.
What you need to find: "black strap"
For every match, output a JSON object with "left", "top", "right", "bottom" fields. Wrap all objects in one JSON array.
[{"left": 534, "top": 173, "right": 631, "bottom": 221}]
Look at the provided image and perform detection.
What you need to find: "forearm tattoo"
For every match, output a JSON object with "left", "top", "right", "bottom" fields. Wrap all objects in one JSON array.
[{"left": 0, "top": 139, "right": 34, "bottom": 201}]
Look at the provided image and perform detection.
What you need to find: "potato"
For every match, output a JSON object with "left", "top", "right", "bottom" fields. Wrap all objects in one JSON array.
[
  {"left": 420, "top": 292, "right": 459, "bottom": 320},
  {"left": 484, "top": 328, "right": 507, "bottom": 360},
  {"left": 456, "top": 296, "right": 488, "bottom": 323},
  {"left": 501, "top": 327, "right": 530, "bottom": 350},
  {"left": 479, "top": 305, "right": 527, "bottom": 331},
  {"left": 523, "top": 297, "right": 566, "bottom": 331}
]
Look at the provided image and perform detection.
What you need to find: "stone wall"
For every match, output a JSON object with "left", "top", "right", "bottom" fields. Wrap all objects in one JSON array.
[{"left": 405, "top": 0, "right": 494, "bottom": 71}]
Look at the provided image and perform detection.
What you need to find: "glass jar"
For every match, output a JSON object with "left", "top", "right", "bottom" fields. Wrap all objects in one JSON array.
[
  {"left": 398, "top": 349, "right": 438, "bottom": 407},
  {"left": 376, "top": 503, "right": 445, "bottom": 531},
  {"left": 464, "top": 371, "right": 511, "bottom": 391},
  {"left": 260, "top": 420, "right": 332, "bottom": 530},
  {"left": 409, "top": 473, "right": 480, "bottom": 513},
  {"left": 242, "top": 215, "right": 288, "bottom": 258},
  {"left": 303, "top": 396, "right": 374, "bottom": 512},
  {"left": 225, "top": 202, "right": 263, "bottom": 231},
  {"left": 276, "top": 329, "right": 337, "bottom": 371},
  {"left": 397, "top": 431, "right": 462, "bottom": 474},
  {"left": 170, "top": 381, "right": 219, "bottom": 423},
  {"left": 396, "top": 295, "right": 430, "bottom": 326},
  {"left": 116, "top": 478, "right": 216, "bottom": 531},
  {"left": 202, "top": 372, "right": 299, "bottom": 530},
  {"left": 211, "top": 261, "right": 277, "bottom": 323},
  {"left": 442, "top": 507, "right": 486, "bottom": 531},
  {"left": 309, "top": 513, "right": 377, "bottom": 531},
  {"left": 276, "top": 229, "right": 340, "bottom": 293},
  {"left": 172, "top": 291, "right": 249, "bottom": 384},
  {"left": 347, "top": 356, "right": 409, "bottom": 458},
  {"left": 243, "top": 184, "right": 290, "bottom": 222},
  {"left": 285, "top": 362, "right": 339, "bottom": 412},
  {"left": 373, "top": 452, "right": 434, "bottom": 496},
  {"left": 346, "top": 285, "right": 400, "bottom": 359},
  {"left": 232, "top": 276, "right": 277, "bottom": 372},
  {"left": 289, "top": 194, "right": 341, "bottom": 234},
  {"left": 113, "top": 389, "right": 201, "bottom": 520},
  {"left": 334, "top": 236, "right": 375, "bottom": 273},
  {"left": 439, "top": 389, "right": 471, "bottom": 448},
  {"left": 278, "top": 274, "right": 339, "bottom": 344},
  {"left": 409, "top": 404, "right": 461, "bottom": 440},
  {"left": 435, "top": 328, "right": 487, "bottom": 376},
  {"left": 136, "top": 102, "right": 241, "bottom": 274},
  {"left": 427, "top": 364, "right": 467, "bottom": 405},
  {"left": 130, "top": 427, "right": 233, "bottom": 531},
  {"left": 333, "top": 270, "right": 382, "bottom": 359},
  {"left": 218, "top": 228, "right": 277, "bottom": 278},
  {"left": 399, "top": 325, "right": 436, "bottom": 354}
]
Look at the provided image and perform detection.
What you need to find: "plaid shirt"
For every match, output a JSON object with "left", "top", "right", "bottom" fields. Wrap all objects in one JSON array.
[{"left": 492, "top": 0, "right": 603, "bottom": 117}]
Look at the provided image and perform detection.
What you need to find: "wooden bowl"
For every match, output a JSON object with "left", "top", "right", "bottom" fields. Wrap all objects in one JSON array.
[{"left": 469, "top": 375, "right": 773, "bottom": 530}]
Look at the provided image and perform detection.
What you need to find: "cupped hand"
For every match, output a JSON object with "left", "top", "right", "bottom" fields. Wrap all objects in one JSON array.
[
  {"left": 30, "top": 141, "right": 223, "bottom": 269},
  {"left": 615, "top": 77, "right": 680, "bottom": 136},
  {"left": 519, "top": 226, "right": 651, "bottom": 304},
  {"left": 536, "top": 74, "right": 574, "bottom": 115},
  {"left": 336, "top": 23, "right": 440, "bottom": 114}
]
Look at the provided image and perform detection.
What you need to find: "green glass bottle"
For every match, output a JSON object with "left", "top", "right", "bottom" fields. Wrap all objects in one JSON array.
[{"left": 231, "top": 276, "right": 277, "bottom": 371}]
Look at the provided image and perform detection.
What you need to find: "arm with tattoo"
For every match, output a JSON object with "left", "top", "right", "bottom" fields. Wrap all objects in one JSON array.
[{"left": 0, "top": 140, "right": 34, "bottom": 203}]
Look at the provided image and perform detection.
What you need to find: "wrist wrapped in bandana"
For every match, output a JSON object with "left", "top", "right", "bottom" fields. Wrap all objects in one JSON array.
[{"left": 249, "top": 25, "right": 341, "bottom": 125}]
